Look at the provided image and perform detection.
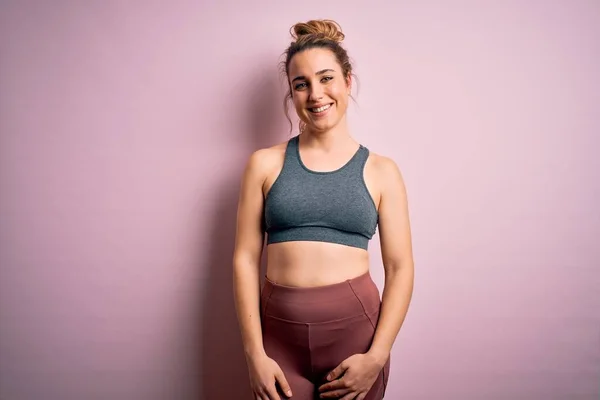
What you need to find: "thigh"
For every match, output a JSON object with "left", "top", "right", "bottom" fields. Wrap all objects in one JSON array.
[
  {"left": 309, "top": 312, "right": 377, "bottom": 379},
  {"left": 282, "top": 374, "right": 315, "bottom": 400},
  {"left": 262, "top": 316, "right": 315, "bottom": 399},
  {"left": 310, "top": 309, "right": 389, "bottom": 398}
]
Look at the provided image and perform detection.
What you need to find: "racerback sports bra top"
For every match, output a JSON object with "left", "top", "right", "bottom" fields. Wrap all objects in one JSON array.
[{"left": 263, "top": 135, "right": 378, "bottom": 250}]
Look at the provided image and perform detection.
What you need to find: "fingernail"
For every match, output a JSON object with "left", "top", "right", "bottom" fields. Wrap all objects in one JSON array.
[
  {"left": 286, "top": 390, "right": 292, "bottom": 396},
  {"left": 326, "top": 374, "right": 332, "bottom": 381}
]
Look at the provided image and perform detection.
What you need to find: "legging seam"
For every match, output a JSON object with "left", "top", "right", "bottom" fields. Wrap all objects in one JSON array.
[
  {"left": 347, "top": 282, "right": 377, "bottom": 330},
  {"left": 307, "top": 323, "right": 314, "bottom": 378}
]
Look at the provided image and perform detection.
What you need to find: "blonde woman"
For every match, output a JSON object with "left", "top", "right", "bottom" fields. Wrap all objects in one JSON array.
[{"left": 233, "top": 19, "right": 414, "bottom": 400}]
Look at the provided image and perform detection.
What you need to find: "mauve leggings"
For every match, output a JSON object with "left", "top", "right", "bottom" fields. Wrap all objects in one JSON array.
[{"left": 260, "top": 271, "right": 390, "bottom": 399}]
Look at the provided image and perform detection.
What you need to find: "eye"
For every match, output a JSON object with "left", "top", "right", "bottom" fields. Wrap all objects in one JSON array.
[
  {"left": 321, "top": 76, "right": 333, "bottom": 83},
  {"left": 294, "top": 82, "right": 307, "bottom": 90}
]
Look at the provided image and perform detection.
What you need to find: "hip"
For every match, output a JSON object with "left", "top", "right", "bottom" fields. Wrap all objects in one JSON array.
[{"left": 260, "top": 270, "right": 381, "bottom": 324}]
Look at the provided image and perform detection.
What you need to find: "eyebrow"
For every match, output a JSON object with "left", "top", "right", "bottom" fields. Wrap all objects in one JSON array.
[{"left": 291, "top": 69, "right": 335, "bottom": 83}]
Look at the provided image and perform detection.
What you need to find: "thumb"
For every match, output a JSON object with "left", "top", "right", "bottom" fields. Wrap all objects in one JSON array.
[
  {"left": 326, "top": 361, "right": 349, "bottom": 381},
  {"left": 275, "top": 367, "right": 293, "bottom": 398}
]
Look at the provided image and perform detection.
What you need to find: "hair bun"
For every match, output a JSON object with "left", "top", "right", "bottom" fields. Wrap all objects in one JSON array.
[{"left": 291, "top": 19, "right": 345, "bottom": 43}]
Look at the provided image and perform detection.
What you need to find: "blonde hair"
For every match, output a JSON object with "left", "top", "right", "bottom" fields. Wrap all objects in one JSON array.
[{"left": 290, "top": 19, "right": 345, "bottom": 43}]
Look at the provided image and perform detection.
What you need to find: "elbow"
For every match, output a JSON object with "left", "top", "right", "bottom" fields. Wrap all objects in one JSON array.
[{"left": 383, "top": 257, "right": 414, "bottom": 275}]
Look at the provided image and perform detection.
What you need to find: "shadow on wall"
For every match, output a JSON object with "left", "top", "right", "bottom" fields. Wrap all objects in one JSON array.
[{"left": 197, "top": 64, "right": 291, "bottom": 399}]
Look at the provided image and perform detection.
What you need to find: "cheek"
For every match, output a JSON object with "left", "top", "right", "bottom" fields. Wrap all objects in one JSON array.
[
  {"left": 292, "top": 93, "right": 306, "bottom": 112},
  {"left": 330, "top": 84, "right": 348, "bottom": 103},
  {"left": 333, "top": 89, "right": 349, "bottom": 110}
]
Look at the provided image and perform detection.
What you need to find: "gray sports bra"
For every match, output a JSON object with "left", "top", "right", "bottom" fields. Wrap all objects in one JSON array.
[{"left": 263, "top": 135, "right": 378, "bottom": 250}]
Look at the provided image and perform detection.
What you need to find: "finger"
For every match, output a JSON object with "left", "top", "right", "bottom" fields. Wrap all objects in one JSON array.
[
  {"left": 318, "top": 379, "right": 345, "bottom": 392},
  {"left": 258, "top": 391, "right": 270, "bottom": 400},
  {"left": 274, "top": 368, "right": 293, "bottom": 398},
  {"left": 339, "top": 392, "right": 356, "bottom": 400},
  {"left": 326, "top": 361, "right": 348, "bottom": 381},
  {"left": 265, "top": 385, "right": 281, "bottom": 400},
  {"left": 356, "top": 392, "right": 367, "bottom": 400}
]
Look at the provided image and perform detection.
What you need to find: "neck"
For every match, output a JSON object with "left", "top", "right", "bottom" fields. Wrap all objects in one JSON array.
[{"left": 301, "top": 118, "right": 354, "bottom": 150}]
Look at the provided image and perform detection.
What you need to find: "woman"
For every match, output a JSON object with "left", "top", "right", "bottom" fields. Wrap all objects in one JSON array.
[{"left": 233, "top": 19, "right": 414, "bottom": 400}]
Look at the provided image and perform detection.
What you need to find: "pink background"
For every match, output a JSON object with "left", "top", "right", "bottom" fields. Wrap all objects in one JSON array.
[{"left": 1, "top": 1, "right": 599, "bottom": 399}]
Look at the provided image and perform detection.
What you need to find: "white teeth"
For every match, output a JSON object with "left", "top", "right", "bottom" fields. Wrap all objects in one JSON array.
[{"left": 311, "top": 104, "right": 331, "bottom": 113}]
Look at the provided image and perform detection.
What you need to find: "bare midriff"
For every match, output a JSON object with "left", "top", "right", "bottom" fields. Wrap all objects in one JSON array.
[{"left": 265, "top": 241, "right": 370, "bottom": 288}]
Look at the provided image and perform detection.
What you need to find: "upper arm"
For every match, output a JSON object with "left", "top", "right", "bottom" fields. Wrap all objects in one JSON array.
[
  {"left": 233, "top": 150, "right": 268, "bottom": 267},
  {"left": 377, "top": 157, "right": 414, "bottom": 271}
]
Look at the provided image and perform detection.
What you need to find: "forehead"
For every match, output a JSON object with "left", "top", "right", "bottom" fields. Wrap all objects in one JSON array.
[{"left": 288, "top": 48, "right": 340, "bottom": 78}]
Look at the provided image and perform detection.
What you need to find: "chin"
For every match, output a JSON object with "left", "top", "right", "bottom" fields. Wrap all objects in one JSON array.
[
  {"left": 316, "top": 118, "right": 341, "bottom": 132},
  {"left": 304, "top": 118, "right": 340, "bottom": 133}
]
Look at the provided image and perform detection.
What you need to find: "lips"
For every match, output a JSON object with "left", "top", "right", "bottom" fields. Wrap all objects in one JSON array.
[{"left": 308, "top": 103, "right": 333, "bottom": 113}]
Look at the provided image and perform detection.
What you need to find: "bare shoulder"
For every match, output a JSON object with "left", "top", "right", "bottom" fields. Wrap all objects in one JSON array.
[
  {"left": 244, "top": 140, "right": 288, "bottom": 177},
  {"left": 367, "top": 151, "right": 406, "bottom": 190}
]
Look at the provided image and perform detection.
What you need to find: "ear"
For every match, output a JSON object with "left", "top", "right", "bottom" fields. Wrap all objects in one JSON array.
[{"left": 346, "top": 73, "right": 352, "bottom": 94}]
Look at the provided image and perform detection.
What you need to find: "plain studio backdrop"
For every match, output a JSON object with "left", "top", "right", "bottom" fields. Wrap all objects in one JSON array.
[{"left": 1, "top": 1, "right": 598, "bottom": 399}]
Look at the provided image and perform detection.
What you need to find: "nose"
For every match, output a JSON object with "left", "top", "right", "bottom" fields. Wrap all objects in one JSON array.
[{"left": 308, "top": 84, "right": 324, "bottom": 102}]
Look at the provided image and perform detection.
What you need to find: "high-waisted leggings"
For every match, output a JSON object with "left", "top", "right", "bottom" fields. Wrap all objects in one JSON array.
[{"left": 260, "top": 271, "right": 390, "bottom": 399}]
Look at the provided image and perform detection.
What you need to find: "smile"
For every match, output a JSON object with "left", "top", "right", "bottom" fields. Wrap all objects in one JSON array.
[{"left": 309, "top": 104, "right": 332, "bottom": 113}]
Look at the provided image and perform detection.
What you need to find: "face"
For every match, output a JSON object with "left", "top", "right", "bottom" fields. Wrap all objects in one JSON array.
[{"left": 287, "top": 48, "right": 351, "bottom": 133}]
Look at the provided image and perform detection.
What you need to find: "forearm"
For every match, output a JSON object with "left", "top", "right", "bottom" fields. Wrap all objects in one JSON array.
[
  {"left": 368, "top": 263, "right": 414, "bottom": 364},
  {"left": 233, "top": 261, "right": 266, "bottom": 360}
]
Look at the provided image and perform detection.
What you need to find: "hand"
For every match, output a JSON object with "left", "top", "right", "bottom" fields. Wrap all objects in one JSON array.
[
  {"left": 318, "top": 352, "right": 385, "bottom": 399},
  {"left": 247, "top": 353, "right": 293, "bottom": 400}
]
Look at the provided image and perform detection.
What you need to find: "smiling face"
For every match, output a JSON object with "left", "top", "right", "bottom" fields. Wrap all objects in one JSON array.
[{"left": 287, "top": 48, "right": 351, "bottom": 134}]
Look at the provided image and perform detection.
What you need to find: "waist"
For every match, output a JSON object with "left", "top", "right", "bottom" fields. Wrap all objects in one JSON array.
[
  {"left": 266, "top": 241, "right": 370, "bottom": 287},
  {"left": 260, "top": 270, "right": 381, "bottom": 323}
]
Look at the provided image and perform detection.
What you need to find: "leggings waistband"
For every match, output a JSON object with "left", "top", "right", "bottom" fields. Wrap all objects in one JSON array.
[
  {"left": 262, "top": 271, "right": 376, "bottom": 302},
  {"left": 261, "top": 271, "right": 381, "bottom": 325}
]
